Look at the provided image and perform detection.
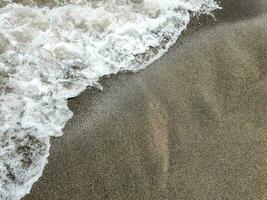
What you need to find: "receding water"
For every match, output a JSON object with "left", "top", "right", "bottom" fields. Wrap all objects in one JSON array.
[{"left": 0, "top": 0, "right": 220, "bottom": 199}]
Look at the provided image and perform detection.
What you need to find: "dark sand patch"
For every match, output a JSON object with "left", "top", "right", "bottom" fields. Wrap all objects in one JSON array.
[
  {"left": 216, "top": 0, "right": 267, "bottom": 22},
  {"left": 24, "top": 1, "right": 267, "bottom": 200}
]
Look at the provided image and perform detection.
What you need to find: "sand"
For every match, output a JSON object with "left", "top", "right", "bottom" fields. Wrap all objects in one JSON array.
[{"left": 24, "top": 0, "right": 267, "bottom": 199}]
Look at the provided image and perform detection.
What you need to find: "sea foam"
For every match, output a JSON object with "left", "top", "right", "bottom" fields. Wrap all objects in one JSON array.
[{"left": 0, "top": 0, "right": 220, "bottom": 199}]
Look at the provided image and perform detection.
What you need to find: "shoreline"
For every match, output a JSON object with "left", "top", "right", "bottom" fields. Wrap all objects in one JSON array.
[{"left": 24, "top": 1, "right": 267, "bottom": 199}]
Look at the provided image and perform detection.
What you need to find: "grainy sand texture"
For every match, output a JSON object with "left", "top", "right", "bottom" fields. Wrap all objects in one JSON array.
[{"left": 24, "top": 0, "right": 267, "bottom": 199}]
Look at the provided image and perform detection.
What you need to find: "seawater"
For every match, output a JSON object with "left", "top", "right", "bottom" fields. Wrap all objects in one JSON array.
[{"left": 0, "top": 0, "right": 220, "bottom": 199}]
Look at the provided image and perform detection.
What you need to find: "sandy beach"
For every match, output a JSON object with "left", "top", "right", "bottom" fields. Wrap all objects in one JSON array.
[{"left": 24, "top": 0, "right": 267, "bottom": 199}]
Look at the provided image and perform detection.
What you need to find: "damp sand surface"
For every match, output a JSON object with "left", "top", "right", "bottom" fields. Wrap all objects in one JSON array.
[
  {"left": 24, "top": 0, "right": 267, "bottom": 199},
  {"left": 0, "top": 1, "right": 220, "bottom": 199}
]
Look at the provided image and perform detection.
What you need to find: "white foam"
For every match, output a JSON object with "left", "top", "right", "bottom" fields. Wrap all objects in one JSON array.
[{"left": 0, "top": 0, "right": 220, "bottom": 199}]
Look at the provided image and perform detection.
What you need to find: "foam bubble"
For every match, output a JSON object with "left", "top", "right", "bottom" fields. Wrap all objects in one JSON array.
[{"left": 0, "top": 0, "right": 220, "bottom": 199}]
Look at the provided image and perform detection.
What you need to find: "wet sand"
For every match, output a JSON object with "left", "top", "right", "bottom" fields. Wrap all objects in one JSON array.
[{"left": 24, "top": 0, "right": 267, "bottom": 199}]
